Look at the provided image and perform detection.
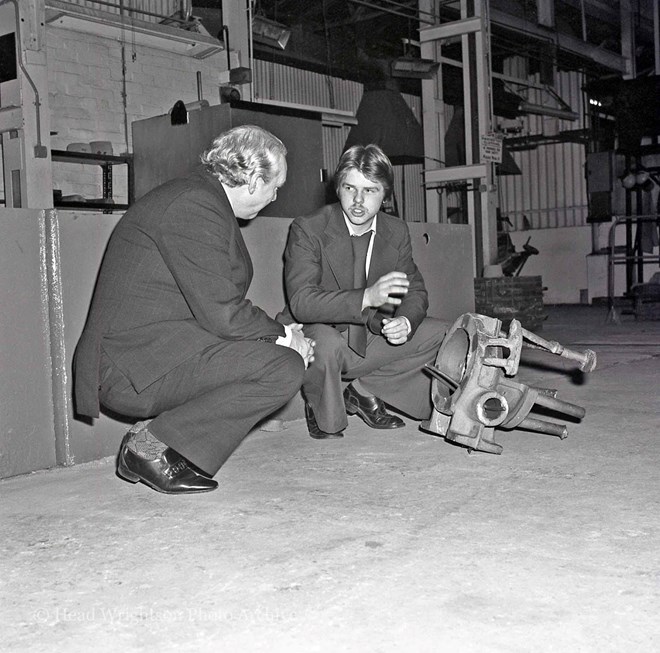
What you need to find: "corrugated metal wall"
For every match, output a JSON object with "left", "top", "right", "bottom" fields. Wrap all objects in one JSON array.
[
  {"left": 253, "top": 59, "right": 353, "bottom": 200},
  {"left": 498, "top": 59, "right": 589, "bottom": 230},
  {"left": 395, "top": 94, "right": 426, "bottom": 222},
  {"left": 322, "top": 125, "right": 350, "bottom": 181},
  {"left": 253, "top": 59, "right": 359, "bottom": 177},
  {"left": 252, "top": 60, "right": 428, "bottom": 222},
  {"left": 252, "top": 59, "right": 362, "bottom": 113}
]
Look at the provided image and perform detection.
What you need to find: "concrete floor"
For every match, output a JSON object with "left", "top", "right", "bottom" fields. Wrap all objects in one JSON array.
[{"left": 2, "top": 305, "right": 659, "bottom": 653}]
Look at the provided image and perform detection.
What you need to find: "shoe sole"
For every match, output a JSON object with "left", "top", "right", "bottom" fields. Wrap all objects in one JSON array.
[{"left": 309, "top": 431, "right": 344, "bottom": 439}]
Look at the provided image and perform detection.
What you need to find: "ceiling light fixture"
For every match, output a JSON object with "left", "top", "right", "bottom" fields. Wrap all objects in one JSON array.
[
  {"left": 390, "top": 56, "right": 439, "bottom": 79},
  {"left": 44, "top": 2, "right": 224, "bottom": 59},
  {"left": 252, "top": 15, "right": 291, "bottom": 50}
]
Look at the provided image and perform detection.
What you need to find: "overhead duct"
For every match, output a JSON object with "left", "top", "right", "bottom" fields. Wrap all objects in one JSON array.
[
  {"left": 344, "top": 85, "right": 424, "bottom": 164},
  {"left": 517, "top": 101, "right": 578, "bottom": 121}
]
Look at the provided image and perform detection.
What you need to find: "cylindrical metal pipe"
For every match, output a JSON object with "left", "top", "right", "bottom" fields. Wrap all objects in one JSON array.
[
  {"left": 530, "top": 386, "right": 558, "bottom": 398},
  {"left": 534, "top": 393, "right": 586, "bottom": 420},
  {"left": 521, "top": 328, "right": 597, "bottom": 372},
  {"left": 518, "top": 416, "right": 568, "bottom": 439},
  {"left": 424, "top": 364, "right": 459, "bottom": 389}
]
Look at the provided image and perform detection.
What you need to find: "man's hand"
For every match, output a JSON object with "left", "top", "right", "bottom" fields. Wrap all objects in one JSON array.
[
  {"left": 362, "top": 271, "right": 409, "bottom": 310},
  {"left": 381, "top": 316, "right": 410, "bottom": 345},
  {"left": 283, "top": 323, "right": 315, "bottom": 368}
]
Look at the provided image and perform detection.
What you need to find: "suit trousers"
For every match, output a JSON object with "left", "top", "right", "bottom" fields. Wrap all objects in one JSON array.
[
  {"left": 302, "top": 317, "right": 449, "bottom": 433},
  {"left": 98, "top": 340, "right": 305, "bottom": 476}
]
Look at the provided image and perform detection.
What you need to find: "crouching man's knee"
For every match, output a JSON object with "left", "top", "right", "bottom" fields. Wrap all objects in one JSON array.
[
  {"left": 274, "top": 347, "right": 306, "bottom": 400},
  {"left": 303, "top": 324, "right": 345, "bottom": 365}
]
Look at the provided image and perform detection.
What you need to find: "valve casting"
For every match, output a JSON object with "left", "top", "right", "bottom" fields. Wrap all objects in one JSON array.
[{"left": 421, "top": 313, "right": 597, "bottom": 454}]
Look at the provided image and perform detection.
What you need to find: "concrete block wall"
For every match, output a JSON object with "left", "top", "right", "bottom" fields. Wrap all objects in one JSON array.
[
  {"left": 508, "top": 225, "right": 659, "bottom": 304},
  {"left": 46, "top": 27, "right": 226, "bottom": 202},
  {"left": 58, "top": 210, "right": 125, "bottom": 466},
  {"left": 0, "top": 210, "right": 57, "bottom": 478},
  {"left": 509, "top": 227, "right": 592, "bottom": 305},
  {"left": 0, "top": 209, "right": 474, "bottom": 479}
]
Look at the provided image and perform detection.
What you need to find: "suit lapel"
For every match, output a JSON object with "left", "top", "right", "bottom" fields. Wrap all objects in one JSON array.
[
  {"left": 323, "top": 205, "right": 354, "bottom": 289},
  {"left": 321, "top": 206, "right": 399, "bottom": 289},
  {"left": 367, "top": 214, "right": 398, "bottom": 285}
]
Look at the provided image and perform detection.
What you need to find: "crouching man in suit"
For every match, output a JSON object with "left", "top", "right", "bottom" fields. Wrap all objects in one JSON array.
[
  {"left": 74, "top": 125, "right": 313, "bottom": 494},
  {"left": 281, "top": 144, "right": 448, "bottom": 439}
]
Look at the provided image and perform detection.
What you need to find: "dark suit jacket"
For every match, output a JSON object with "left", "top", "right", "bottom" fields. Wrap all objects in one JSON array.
[
  {"left": 74, "top": 166, "right": 285, "bottom": 418},
  {"left": 282, "top": 203, "right": 428, "bottom": 336}
]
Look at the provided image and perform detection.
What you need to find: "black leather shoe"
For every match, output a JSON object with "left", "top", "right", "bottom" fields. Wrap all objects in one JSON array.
[
  {"left": 304, "top": 403, "right": 344, "bottom": 440},
  {"left": 116, "top": 434, "right": 218, "bottom": 494},
  {"left": 344, "top": 385, "right": 405, "bottom": 429}
]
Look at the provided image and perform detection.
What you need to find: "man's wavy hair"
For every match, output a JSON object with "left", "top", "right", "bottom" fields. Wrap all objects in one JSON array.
[
  {"left": 201, "top": 124, "right": 287, "bottom": 188},
  {"left": 334, "top": 144, "right": 394, "bottom": 201}
]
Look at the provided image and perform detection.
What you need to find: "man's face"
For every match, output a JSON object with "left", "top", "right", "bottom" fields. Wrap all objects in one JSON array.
[
  {"left": 236, "top": 155, "right": 287, "bottom": 220},
  {"left": 337, "top": 169, "right": 386, "bottom": 234}
]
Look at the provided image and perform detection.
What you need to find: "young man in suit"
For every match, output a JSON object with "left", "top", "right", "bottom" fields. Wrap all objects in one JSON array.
[
  {"left": 74, "top": 125, "right": 314, "bottom": 494},
  {"left": 282, "top": 144, "right": 448, "bottom": 439}
]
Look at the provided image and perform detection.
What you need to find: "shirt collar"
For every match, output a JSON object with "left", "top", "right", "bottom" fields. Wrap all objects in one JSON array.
[{"left": 342, "top": 212, "right": 378, "bottom": 237}]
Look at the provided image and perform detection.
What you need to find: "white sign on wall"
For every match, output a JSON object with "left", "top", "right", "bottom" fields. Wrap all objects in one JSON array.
[{"left": 481, "top": 132, "right": 504, "bottom": 163}]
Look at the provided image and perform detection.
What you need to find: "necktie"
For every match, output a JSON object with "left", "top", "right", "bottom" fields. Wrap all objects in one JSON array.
[{"left": 348, "top": 232, "right": 371, "bottom": 356}]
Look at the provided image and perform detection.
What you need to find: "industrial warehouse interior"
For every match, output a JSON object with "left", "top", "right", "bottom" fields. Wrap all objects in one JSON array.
[{"left": 1, "top": 0, "right": 659, "bottom": 651}]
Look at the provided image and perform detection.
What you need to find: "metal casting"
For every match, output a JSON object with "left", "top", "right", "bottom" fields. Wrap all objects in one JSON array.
[{"left": 421, "top": 313, "right": 597, "bottom": 454}]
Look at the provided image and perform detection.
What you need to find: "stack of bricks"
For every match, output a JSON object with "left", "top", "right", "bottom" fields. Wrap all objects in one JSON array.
[{"left": 474, "top": 276, "right": 546, "bottom": 331}]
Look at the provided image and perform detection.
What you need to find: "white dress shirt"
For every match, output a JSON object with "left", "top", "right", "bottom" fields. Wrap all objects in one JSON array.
[
  {"left": 343, "top": 213, "right": 377, "bottom": 276},
  {"left": 343, "top": 213, "right": 411, "bottom": 337}
]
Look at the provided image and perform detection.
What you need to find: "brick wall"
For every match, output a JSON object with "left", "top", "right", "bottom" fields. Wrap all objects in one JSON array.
[{"left": 47, "top": 27, "right": 224, "bottom": 202}]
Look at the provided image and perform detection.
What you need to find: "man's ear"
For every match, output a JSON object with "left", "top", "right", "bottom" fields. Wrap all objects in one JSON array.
[{"left": 247, "top": 175, "right": 262, "bottom": 194}]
